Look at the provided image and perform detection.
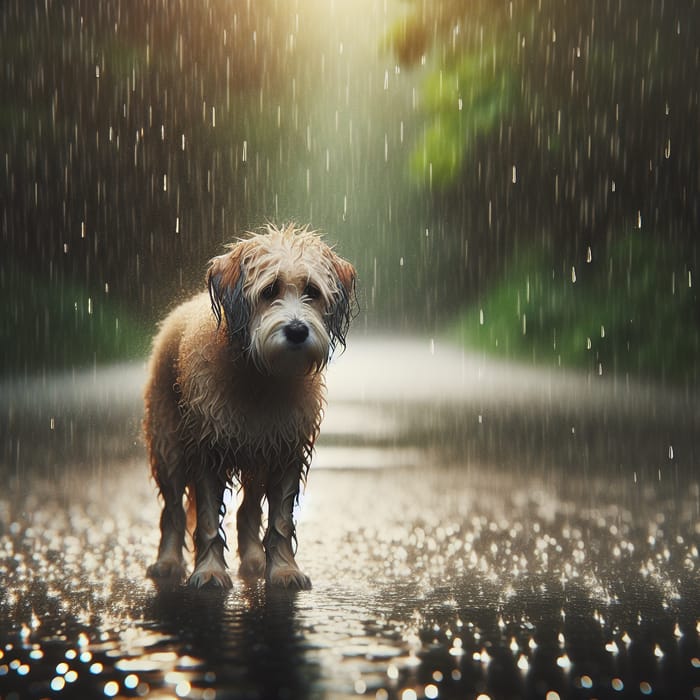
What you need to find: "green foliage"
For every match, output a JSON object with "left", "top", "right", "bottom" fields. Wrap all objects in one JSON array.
[
  {"left": 389, "top": 1, "right": 520, "bottom": 184},
  {"left": 412, "top": 54, "right": 514, "bottom": 185},
  {"left": 0, "top": 261, "right": 148, "bottom": 375},
  {"left": 452, "top": 234, "right": 699, "bottom": 383},
  {"left": 390, "top": 0, "right": 698, "bottom": 208},
  {"left": 392, "top": 1, "right": 699, "bottom": 379}
]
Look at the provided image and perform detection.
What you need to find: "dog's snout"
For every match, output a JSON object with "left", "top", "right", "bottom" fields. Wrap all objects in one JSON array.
[{"left": 284, "top": 320, "right": 309, "bottom": 345}]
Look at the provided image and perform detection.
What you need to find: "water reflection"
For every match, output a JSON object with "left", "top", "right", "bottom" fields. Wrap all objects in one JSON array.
[
  {"left": 1, "top": 339, "right": 699, "bottom": 698},
  {"left": 140, "top": 585, "right": 321, "bottom": 699}
]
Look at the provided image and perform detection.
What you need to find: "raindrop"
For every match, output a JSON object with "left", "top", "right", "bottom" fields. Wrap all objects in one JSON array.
[
  {"left": 175, "top": 681, "right": 191, "bottom": 697},
  {"left": 449, "top": 637, "right": 464, "bottom": 656},
  {"left": 556, "top": 654, "right": 572, "bottom": 670}
]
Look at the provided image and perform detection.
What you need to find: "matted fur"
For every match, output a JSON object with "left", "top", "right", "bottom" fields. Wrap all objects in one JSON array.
[{"left": 144, "top": 223, "right": 356, "bottom": 589}]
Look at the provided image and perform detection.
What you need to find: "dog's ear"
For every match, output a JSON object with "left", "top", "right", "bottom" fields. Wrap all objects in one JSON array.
[
  {"left": 207, "top": 241, "right": 252, "bottom": 347},
  {"left": 326, "top": 252, "right": 358, "bottom": 354},
  {"left": 332, "top": 257, "right": 356, "bottom": 298}
]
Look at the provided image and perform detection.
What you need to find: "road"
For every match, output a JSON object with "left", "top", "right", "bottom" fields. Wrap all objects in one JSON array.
[{"left": 1, "top": 336, "right": 699, "bottom": 699}]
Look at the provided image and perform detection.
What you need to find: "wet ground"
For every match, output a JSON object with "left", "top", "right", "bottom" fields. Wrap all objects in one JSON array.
[{"left": 1, "top": 337, "right": 699, "bottom": 700}]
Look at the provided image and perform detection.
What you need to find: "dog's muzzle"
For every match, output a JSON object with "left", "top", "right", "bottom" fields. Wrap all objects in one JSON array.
[{"left": 284, "top": 320, "right": 309, "bottom": 346}]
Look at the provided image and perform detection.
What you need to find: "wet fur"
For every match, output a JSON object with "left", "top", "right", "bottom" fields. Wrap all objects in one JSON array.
[{"left": 144, "top": 224, "right": 356, "bottom": 589}]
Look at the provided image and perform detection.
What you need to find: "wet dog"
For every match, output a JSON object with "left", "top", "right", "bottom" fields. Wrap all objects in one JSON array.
[{"left": 144, "top": 224, "right": 356, "bottom": 589}]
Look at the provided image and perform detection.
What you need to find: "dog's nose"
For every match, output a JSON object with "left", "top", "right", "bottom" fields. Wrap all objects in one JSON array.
[{"left": 284, "top": 320, "right": 309, "bottom": 345}]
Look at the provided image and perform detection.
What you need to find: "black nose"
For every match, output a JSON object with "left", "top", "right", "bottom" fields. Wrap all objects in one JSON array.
[{"left": 284, "top": 320, "right": 309, "bottom": 345}]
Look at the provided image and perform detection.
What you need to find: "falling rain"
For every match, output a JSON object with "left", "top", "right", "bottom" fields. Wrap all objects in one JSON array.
[{"left": 1, "top": 1, "right": 699, "bottom": 699}]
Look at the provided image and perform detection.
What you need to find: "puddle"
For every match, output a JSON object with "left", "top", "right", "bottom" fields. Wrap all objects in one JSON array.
[{"left": 1, "top": 339, "right": 699, "bottom": 698}]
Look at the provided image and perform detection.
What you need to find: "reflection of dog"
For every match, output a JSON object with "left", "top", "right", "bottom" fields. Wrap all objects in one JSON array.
[{"left": 144, "top": 224, "right": 356, "bottom": 589}]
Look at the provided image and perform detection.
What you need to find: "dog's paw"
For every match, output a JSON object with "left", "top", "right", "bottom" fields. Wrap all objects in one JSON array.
[
  {"left": 267, "top": 566, "right": 312, "bottom": 590},
  {"left": 188, "top": 567, "right": 233, "bottom": 590},
  {"left": 239, "top": 548, "right": 267, "bottom": 580},
  {"left": 147, "top": 559, "right": 186, "bottom": 582}
]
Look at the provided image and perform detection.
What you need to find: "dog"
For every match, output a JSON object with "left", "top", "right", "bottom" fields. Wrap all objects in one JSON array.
[{"left": 143, "top": 223, "right": 356, "bottom": 589}]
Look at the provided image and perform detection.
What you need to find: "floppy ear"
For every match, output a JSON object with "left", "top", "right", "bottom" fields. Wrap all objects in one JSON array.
[
  {"left": 207, "top": 241, "right": 252, "bottom": 348},
  {"left": 326, "top": 253, "right": 357, "bottom": 354}
]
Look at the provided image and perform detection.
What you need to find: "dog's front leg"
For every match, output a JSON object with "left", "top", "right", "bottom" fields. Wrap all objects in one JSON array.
[
  {"left": 237, "top": 478, "right": 266, "bottom": 580},
  {"left": 264, "top": 466, "right": 311, "bottom": 590},
  {"left": 189, "top": 468, "right": 233, "bottom": 589}
]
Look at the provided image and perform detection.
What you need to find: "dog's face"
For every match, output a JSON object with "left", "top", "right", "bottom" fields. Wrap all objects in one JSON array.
[{"left": 207, "top": 224, "right": 356, "bottom": 376}]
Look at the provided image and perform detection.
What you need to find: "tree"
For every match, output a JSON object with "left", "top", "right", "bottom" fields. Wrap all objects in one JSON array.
[
  {"left": 389, "top": 0, "right": 699, "bottom": 250},
  {"left": 389, "top": 0, "right": 700, "bottom": 380},
  {"left": 0, "top": 0, "right": 308, "bottom": 369}
]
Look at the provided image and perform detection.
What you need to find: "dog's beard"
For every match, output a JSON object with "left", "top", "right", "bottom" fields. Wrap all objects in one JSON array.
[{"left": 249, "top": 302, "right": 329, "bottom": 377}]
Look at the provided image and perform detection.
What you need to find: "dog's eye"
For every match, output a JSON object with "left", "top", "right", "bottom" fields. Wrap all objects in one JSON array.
[
  {"left": 303, "top": 284, "right": 321, "bottom": 301},
  {"left": 261, "top": 280, "right": 279, "bottom": 301}
]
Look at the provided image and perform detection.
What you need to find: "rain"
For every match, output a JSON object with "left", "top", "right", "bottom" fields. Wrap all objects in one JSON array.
[{"left": 1, "top": 1, "right": 699, "bottom": 699}]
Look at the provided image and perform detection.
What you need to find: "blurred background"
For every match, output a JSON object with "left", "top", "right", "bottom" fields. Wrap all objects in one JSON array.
[
  {"left": 2, "top": 5, "right": 700, "bottom": 699},
  {"left": 1, "top": 0, "right": 698, "bottom": 383}
]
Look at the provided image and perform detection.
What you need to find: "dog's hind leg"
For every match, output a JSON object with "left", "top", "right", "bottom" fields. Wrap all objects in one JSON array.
[
  {"left": 264, "top": 466, "right": 311, "bottom": 590},
  {"left": 147, "top": 465, "right": 188, "bottom": 583},
  {"left": 144, "top": 340, "right": 189, "bottom": 583},
  {"left": 237, "top": 477, "right": 266, "bottom": 580},
  {"left": 189, "top": 468, "right": 233, "bottom": 589}
]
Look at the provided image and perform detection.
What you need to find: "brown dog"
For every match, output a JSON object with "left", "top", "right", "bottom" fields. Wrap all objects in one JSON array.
[{"left": 143, "top": 224, "right": 356, "bottom": 589}]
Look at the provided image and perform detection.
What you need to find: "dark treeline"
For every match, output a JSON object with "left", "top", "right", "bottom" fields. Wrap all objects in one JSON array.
[{"left": 1, "top": 0, "right": 699, "bottom": 377}]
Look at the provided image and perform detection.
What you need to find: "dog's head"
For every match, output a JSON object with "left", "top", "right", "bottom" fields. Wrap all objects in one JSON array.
[{"left": 207, "top": 223, "right": 357, "bottom": 376}]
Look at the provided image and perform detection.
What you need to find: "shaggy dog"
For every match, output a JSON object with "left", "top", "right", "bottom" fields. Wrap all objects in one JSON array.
[{"left": 143, "top": 224, "right": 356, "bottom": 589}]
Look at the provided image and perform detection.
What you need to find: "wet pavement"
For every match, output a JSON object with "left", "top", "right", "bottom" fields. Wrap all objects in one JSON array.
[{"left": 1, "top": 337, "right": 699, "bottom": 699}]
